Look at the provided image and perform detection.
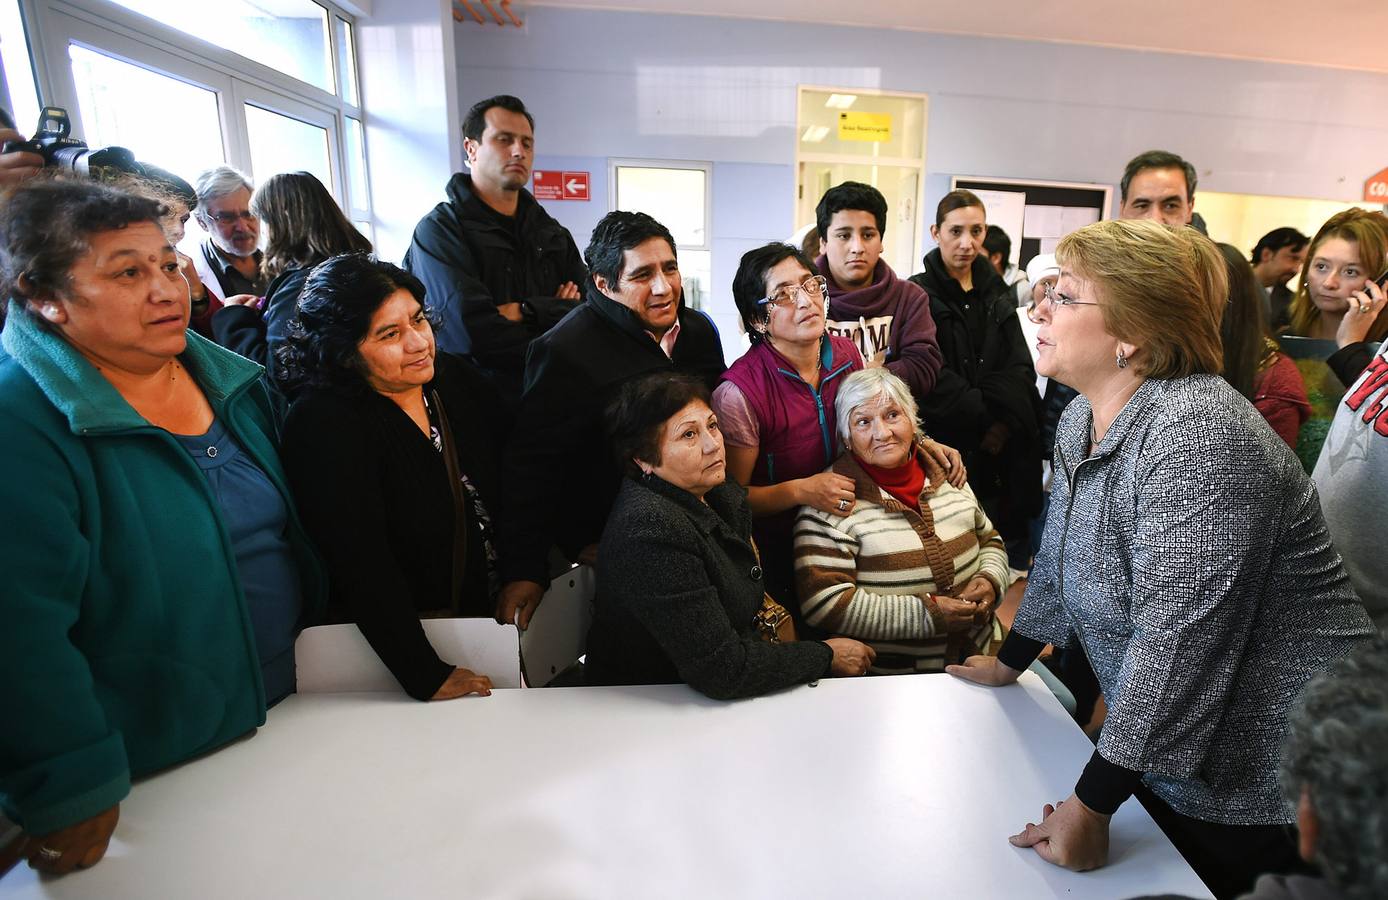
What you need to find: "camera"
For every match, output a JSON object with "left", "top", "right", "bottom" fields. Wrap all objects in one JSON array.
[{"left": 2, "top": 106, "right": 148, "bottom": 178}]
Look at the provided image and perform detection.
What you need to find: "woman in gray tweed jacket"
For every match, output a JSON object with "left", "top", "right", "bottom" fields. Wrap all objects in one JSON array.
[{"left": 949, "top": 219, "right": 1374, "bottom": 900}]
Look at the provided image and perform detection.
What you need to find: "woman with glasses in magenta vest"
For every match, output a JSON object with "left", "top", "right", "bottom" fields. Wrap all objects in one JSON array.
[{"left": 712, "top": 242, "right": 964, "bottom": 615}]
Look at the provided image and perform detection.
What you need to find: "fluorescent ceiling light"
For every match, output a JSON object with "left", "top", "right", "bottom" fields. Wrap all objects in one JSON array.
[
  {"left": 801, "top": 125, "right": 830, "bottom": 143},
  {"left": 824, "top": 94, "right": 857, "bottom": 109}
]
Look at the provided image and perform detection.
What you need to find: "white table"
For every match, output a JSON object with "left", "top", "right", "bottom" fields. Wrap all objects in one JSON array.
[{"left": 1, "top": 673, "right": 1211, "bottom": 899}]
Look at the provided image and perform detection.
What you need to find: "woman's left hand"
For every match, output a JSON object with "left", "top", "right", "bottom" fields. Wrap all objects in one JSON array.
[
  {"left": 958, "top": 575, "right": 997, "bottom": 617},
  {"left": 1008, "top": 793, "right": 1110, "bottom": 872},
  {"left": 1338, "top": 278, "right": 1388, "bottom": 347},
  {"left": 920, "top": 438, "right": 967, "bottom": 487}
]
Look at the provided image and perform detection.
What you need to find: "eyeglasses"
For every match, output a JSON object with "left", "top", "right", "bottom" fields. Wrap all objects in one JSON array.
[
  {"left": 758, "top": 275, "right": 828, "bottom": 309},
  {"left": 206, "top": 211, "right": 257, "bottom": 226},
  {"left": 1026, "top": 281, "right": 1101, "bottom": 323}
]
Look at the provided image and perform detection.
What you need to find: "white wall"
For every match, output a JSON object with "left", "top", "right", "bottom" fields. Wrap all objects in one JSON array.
[
  {"left": 358, "top": 0, "right": 462, "bottom": 261},
  {"left": 453, "top": 7, "right": 1388, "bottom": 355}
]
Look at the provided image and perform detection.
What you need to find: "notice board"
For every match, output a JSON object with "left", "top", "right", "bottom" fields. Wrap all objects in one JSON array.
[{"left": 951, "top": 176, "right": 1112, "bottom": 273}]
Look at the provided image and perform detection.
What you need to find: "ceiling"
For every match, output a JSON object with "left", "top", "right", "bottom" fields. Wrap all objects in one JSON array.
[{"left": 528, "top": 0, "right": 1388, "bottom": 75}]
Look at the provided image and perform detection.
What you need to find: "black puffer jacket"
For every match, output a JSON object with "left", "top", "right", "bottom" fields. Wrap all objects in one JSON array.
[
  {"left": 585, "top": 476, "right": 832, "bottom": 698},
  {"left": 403, "top": 173, "right": 587, "bottom": 402}
]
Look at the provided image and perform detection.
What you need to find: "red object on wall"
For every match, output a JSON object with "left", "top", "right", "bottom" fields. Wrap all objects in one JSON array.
[
  {"left": 533, "top": 170, "right": 590, "bottom": 201},
  {"left": 1364, "top": 167, "right": 1388, "bottom": 202}
]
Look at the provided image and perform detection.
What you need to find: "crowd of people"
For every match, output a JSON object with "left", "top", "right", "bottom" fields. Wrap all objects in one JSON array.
[{"left": 1, "top": 93, "right": 1385, "bottom": 900}]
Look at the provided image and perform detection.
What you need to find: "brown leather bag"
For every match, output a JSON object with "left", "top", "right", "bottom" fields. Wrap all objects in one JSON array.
[{"left": 754, "top": 593, "right": 797, "bottom": 644}]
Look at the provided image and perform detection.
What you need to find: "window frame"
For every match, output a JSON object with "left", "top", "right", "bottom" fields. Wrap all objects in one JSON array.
[
  {"left": 608, "top": 158, "right": 713, "bottom": 254},
  {"left": 20, "top": 0, "right": 369, "bottom": 213}
]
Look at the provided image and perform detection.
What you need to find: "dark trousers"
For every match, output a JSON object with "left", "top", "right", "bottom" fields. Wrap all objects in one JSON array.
[{"left": 1135, "top": 785, "right": 1311, "bottom": 900}]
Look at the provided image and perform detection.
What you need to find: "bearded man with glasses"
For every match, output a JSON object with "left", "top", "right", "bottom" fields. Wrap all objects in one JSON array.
[{"left": 191, "top": 165, "right": 267, "bottom": 304}]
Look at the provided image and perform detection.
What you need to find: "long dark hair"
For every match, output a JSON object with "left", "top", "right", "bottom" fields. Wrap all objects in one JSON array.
[
  {"left": 1216, "top": 242, "right": 1268, "bottom": 401},
  {"left": 251, "top": 172, "right": 371, "bottom": 283},
  {"left": 275, "top": 254, "right": 435, "bottom": 396}
]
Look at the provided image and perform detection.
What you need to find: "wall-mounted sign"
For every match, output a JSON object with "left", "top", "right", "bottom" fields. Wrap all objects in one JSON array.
[
  {"left": 1364, "top": 167, "right": 1388, "bottom": 202},
  {"left": 837, "top": 111, "right": 892, "bottom": 143},
  {"left": 534, "top": 170, "right": 590, "bottom": 201}
]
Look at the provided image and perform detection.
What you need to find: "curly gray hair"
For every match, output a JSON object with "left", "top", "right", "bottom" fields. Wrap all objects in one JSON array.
[
  {"left": 1280, "top": 636, "right": 1388, "bottom": 900},
  {"left": 834, "top": 367, "right": 925, "bottom": 447}
]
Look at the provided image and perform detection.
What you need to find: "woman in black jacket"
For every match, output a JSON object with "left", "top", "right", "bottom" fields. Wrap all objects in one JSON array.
[
  {"left": 909, "top": 190, "right": 1041, "bottom": 568},
  {"left": 212, "top": 172, "right": 371, "bottom": 373},
  {"left": 584, "top": 372, "right": 874, "bottom": 699},
  {"left": 278, "top": 255, "right": 505, "bottom": 701}
]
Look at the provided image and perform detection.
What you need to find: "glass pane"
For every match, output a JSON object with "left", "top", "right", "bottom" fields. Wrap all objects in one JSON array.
[
  {"left": 797, "top": 161, "right": 920, "bottom": 278},
  {"left": 69, "top": 45, "right": 225, "bottom": 188},
  {"left": 615, "top": 166, "right": 706, "bottom": 247},
  {"left": 335, "top": 17, "right": 358, "bottom": 107},
  {"left": 0, "top": 0, "right": 40, "bottom": 136},
  {"left": 797, "top": 89, "right": 925, "bottom": 160},
  {"left": 107, "top": 0, "right": 332, "bottom": 93},
  {"left": 344, "top": 115, "right": 368, "bottom": 210},
  {"left": 244, "top": 103, "right": 331, "bottom": 191}
]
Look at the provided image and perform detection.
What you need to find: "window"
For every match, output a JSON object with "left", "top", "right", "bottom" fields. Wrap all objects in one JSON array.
[
  {"left": 68, "top": 44, "right": 225, "bottom": 181},
  {"left": 28, "top": 0, "right": 371, "bottom": 244},
  {"left": 244, "top": 103, "right": 331, "bottom": 192},
  {"left": 0, "top": 0, "right": 40, "bottom": 133},
  {"left": 105, "top": 0, "right": 333, "bottom": 94},
  {"left": 611, "top": 160, "right": 711, "bottom": 310}
]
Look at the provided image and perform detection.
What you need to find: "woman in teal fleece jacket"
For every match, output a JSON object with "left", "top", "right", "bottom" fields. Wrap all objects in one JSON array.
[{"left": 0, "top": 180, "right": 324, "bottom": 874}]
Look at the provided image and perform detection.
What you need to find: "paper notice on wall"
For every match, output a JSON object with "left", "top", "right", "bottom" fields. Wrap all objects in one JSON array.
[
  {"left": 1060, "top": 206, "right": 1100, "bottom": 234},
  {"left": 971, "top": 189, "right": 1027, "bottom": 268},
  {"left": 837, "top": 111, "right": 892, "bottom": 142},
  {"left": 1023, "top": 205, "right": 1063, "bottom": 239}
]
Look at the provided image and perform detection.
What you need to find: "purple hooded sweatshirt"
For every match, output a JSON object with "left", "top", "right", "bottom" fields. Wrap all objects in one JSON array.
[{"left": 816, "top": 256, "right": 943, "bottom": 403}]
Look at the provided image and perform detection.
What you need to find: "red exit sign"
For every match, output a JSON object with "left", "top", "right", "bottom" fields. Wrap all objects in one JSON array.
[{"left": 534, "top": 170, "right": 590, "bottom": 201}]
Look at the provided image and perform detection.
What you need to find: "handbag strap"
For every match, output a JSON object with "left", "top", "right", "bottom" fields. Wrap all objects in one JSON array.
[{"left": 430, "top": 389, "right": 470, "bottom": 615}]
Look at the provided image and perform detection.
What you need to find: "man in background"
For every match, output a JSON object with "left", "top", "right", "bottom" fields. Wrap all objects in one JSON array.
[{"left": 404, "top": 94, "right": 586, "bottom": 404}]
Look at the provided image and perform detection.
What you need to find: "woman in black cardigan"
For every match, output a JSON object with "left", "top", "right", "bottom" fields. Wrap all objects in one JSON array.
[
  {"left": 584, "top": 373, "right": 874, "bottom": 699},
  {"left": 278, "top": 254, "right": 504, "bottom": 701}
]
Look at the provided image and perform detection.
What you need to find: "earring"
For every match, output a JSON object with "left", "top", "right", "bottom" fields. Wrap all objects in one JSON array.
[{"left": 1116, "top": 349, "right": 1129, "bottom": 370}]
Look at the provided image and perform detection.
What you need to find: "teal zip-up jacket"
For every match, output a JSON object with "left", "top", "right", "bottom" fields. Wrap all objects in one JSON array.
[{"left": 0, "top": 302, "right": 325, "bottom": 835}]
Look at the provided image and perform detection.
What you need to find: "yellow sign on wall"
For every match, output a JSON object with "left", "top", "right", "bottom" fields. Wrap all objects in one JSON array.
[{"left": 838, "top": 111, "right": 892, "bottom": 142}]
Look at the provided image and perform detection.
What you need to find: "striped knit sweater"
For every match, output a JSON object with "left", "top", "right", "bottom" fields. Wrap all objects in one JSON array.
[{"left": 793, "top": 450, "right": 1011, "bottom": 674}]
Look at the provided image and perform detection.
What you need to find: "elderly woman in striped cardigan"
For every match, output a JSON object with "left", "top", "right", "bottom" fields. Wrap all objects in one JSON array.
[{"left": 793, "top": 367, "right": 1011, "bottom": 674}]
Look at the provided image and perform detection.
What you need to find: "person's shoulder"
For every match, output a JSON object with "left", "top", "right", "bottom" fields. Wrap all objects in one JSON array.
[
  {"left": 0, "top": 352, "right": 60, "bottom": 430},
  {"left": 1140, "top": 375, "right": 1272, "bottom": 457}
]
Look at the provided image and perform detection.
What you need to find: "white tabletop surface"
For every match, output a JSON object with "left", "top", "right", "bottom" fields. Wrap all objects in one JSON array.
[{"left": 2, "top": 672, "right": 1211, "bottom": 899}]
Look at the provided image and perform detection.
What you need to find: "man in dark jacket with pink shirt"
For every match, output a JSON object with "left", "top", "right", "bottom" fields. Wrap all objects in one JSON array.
[{"left": 815, "top": 182, "right": 943, "bottom": 406}]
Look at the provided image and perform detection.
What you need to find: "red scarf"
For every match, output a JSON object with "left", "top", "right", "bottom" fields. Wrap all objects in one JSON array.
[{"left": 855, "top": 453, "right": 926, "bottom": 513}]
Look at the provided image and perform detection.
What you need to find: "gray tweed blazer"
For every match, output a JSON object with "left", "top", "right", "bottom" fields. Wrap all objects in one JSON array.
[{"left": 1013, "top": 374, "right": 1373, "bottom": 825}]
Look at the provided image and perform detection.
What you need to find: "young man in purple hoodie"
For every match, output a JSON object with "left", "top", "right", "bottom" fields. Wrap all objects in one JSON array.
[{"left": 815, "top": 182, "right": 943, "bottom": 405}]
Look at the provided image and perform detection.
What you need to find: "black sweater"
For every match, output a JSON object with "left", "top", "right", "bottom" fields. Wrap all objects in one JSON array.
[
  {"left": 585, "top": 476, "right": 833, "bottom": 698},
  {"left": 280, "top": 353, "right": 509, "bottom": 700}
]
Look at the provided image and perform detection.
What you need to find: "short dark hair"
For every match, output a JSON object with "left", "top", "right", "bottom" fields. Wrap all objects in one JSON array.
[
  {"left": 815, "top": 181, "right": 887, "bottom": 239},
  {"left": 983, "top": 225, "right": 1011, "bottom": 261},
  {"left": 731, "top": 242, "right": 816, "bottom": 344},
  {"left": 1251, "top": 226, "right": 1310, "bottom": 264},
  {"left": 276, "top": 254, "right": 435, "bottom": 396},
  {"left": 584, "top": 211, "right": 677, "bottom": 288},
  {"left": 936, "top": 189, "right": 986, "bottom": 227},
  {"left": 606, "top": 372, "right": 711, "bottom": 478},
  {"left": 1, "top": 177, "right": 167, "bottom": 306},
  {"left": 1120, "top": 150, "right": 1197, "bottom": 203},
  {"left": 462, "top": 95, "right": 534, "bottom": 143},
  {"left": 1281, "top": 636, "right": 1388, "bottom": 899}
]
